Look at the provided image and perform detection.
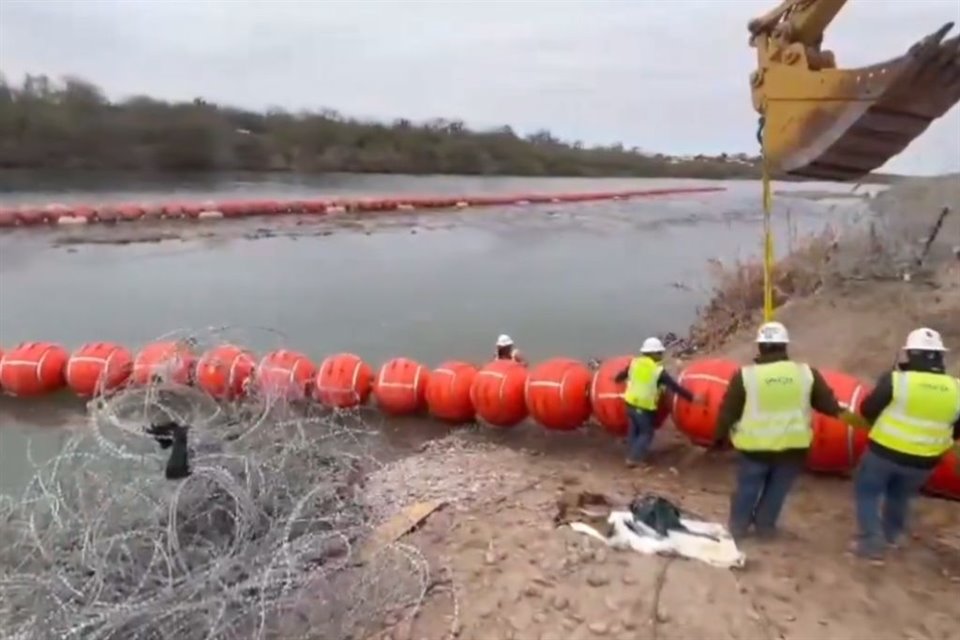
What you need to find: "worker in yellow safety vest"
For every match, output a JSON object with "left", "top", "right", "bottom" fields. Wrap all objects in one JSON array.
[
  {"left": 853, "top": 327, "right": 960, "bottom": 563},
  {"left": 712, "top": 321, "right": 866, "bottom": 540},
  {"left": 614, "top": 337, "right": 704, "bottom": 468}
]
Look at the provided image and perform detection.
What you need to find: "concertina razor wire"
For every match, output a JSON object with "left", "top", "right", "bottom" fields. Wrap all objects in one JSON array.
[{"left": 0, "top": 326, "right": 432, "bottom": 640}]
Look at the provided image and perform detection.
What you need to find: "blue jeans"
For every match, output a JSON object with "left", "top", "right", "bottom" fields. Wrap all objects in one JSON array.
[
  {"left": 853, "top": 449, "right": 932, "bottom": 556},
  {"left": 729, "top": 455, "right": 802, "bottom": 537},
  {"left": 626, "top": 405, "right": 655, "bottom": 462}
]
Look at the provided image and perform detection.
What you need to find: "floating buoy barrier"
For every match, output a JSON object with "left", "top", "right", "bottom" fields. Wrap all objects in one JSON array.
[
  {"left": 653, "top": 393, "right": 673, "bottom": 430},
  {"left": 426, "top": 361, "right": 478, "bottom": 424},
  {"left": 256, "top": 350, "right": 315, "bottom": 401},
  {"left": 525, "top": 357, "right": 592, "bottom": 431},
  {"left": 373, "top": 357, "right": 429, "bottom": 416},
  {"left": 315, "top": 353, "right": 374, "bottom": 409},
  {"left": 0, "top": 187, "right": 727, "bottom": 229},
  {"left": 927, "top": 449, "right": 960, "bottom": 500},
  {"left": 470, "top": 359, "right": 529, "bottom": 428},
  {"left": 195, "top": 344, "right": 256, "bottom": 400},
  {"left": 0, "top": 335, "right": 957, "bottom": 500},
  {"left": 66, "top": 342, "right": 133, "bottom": 397},
  {"left": 132, "top": 341, "right": 195, "bottom": 386},
  {"left": 590, "top": 355, "right": 633, "bottom": 436},
  {"left": 0, "top": 342, "right": 69, "bottom": 397},
  {"left": 808, "top": 369, "right": 871, "bottom": 475},
  {"left": 672, "top": 358, "right": 740, "bottom": 447}
]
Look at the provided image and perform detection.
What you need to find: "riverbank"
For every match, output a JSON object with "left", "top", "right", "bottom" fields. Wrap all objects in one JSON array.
[
  {"left": 0, "top": 76, "right": 902, "bottom": 183},
  {"left": 351, "top": 176, "right": 960, "bottom": 640}
]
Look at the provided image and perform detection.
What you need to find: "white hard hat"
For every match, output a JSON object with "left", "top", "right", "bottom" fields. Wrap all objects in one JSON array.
[
  {"left": 640, "top": 337, "right": 665, "bottom": 353},
  {"left": 756, "top": 321, "right": 790, "bottom": 344},
  {"left": 496, "top": 334, "right": 514, "bottom": 347},
  {"left": 903, "top": 327, "right": 948, "bottom": 352}
]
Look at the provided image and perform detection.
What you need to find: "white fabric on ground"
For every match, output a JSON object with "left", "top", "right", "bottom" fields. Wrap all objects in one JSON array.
[{"left": 568, "top": 510, "right": 746, "bottom": 569}]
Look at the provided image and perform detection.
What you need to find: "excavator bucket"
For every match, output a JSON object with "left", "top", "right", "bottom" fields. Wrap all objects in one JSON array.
[{"left": 761, "top": 22, "right": 960, "bottom": 181}]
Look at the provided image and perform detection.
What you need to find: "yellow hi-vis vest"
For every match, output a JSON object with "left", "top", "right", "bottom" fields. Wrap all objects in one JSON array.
[
  {"left": 732, "top": 360, "right": 814, "bottom": 452},
  {"left": 869, "top": 371, "right": 960, "bottom": 458},
  {"left": 623, "top": 356, "right": 663, "bottom": 410}
]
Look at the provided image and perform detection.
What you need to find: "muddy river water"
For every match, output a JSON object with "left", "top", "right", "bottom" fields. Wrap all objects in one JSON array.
[{"left": 0, "top": 174, "right": 877, "bottom": 492}]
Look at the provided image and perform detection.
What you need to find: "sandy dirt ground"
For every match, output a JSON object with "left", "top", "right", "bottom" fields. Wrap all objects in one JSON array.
[{"left": 358, "top": 178, "right": 960, "bottom": 640}]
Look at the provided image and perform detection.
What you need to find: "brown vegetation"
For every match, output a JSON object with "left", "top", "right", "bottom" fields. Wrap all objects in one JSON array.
[
  {"left": 686, "top": 175, "right": 960, "bottom": 358},
  {"left": 687, "top": 229, "right": 842, "bottom": 353}
]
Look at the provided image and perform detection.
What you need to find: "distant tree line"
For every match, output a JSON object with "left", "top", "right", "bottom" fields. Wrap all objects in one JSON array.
[{"left": 0, "top": 73, "right": 790, "bottom": 179}]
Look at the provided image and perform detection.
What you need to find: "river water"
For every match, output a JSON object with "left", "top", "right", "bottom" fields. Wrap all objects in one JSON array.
[{"left": 0, "top": 173, "right": 876, "bottom": 492}]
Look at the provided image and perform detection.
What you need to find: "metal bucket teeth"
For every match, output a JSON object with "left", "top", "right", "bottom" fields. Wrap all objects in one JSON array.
[{"left": 763, "top": 22, "right": 960, "bottom": 181}]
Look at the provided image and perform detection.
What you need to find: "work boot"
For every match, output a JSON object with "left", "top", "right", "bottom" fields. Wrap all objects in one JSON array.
[
  {"left": 728, "top": 519, "right": 751, "bottom": 542},
  {"left": 755, "top": 527, "right": 784, "bottom": 541},
  {"left": 847, "top": 540, "right": 885, "bottom": 566},
  {"left": 625, "top": 458, "right": 637, "bottom": 469}
]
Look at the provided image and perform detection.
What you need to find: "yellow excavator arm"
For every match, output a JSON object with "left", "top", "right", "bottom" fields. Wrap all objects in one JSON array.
[{"left": 749, "top": 0, "right": 960, "bottom": 181}]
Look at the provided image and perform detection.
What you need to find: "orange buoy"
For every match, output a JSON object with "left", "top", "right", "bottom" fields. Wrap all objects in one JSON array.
[
  {"left": 315, "top": 353, "right": 374, "bottom": 408},
  {"left": 196, "top": 344, "right": 256, "bottom": 399},
  {"left": 373, "top": 357, "right": 430, "bottom": 415},
  {"left": 255, "top": 350, "right": 316, "bottom": 399},
  {"left": 590, "top": 355, "right": 631, "bottom": 436},
  {"left": 304, "top": 200, "right": 329, "bottom": 214},
  {"left": 69, "top": 206, "right": 96, "bottom": 222},
  {"left": 470, "top": 359, "right": 528, "bottom": 428},
  {"left": 140, "top": 203, "right": 164, "bottom": 220},
  {"left": 425, "top": 360, "right": 477, "bottom": 423},
  {"left": 654, "top": 392, "right": 672, "bottom": 429},
  {"left": 525, "top": 357, "right": 592, "bottom": 431},
  {"left": 925, "top": 449, "right": 960, "bottom": 500},
  {"left": 116, "top": 204, "right": 144, "bottom": 221},
  {"left": 132, "top": 341, "right": 195, "bottom": 386},
  {"left": 182, "top": 203, "right": 204, "bottom": 218},
  {"left": 65, "top": 342, "right": 133, "bottom": 397},
  {"left": 672, "top": 358, "right": 740, "bottom": 447},
  {"left": 808, "top": 370, "right": 871, "bottom": 475},
  {"left": 0, "top": 342, "right": 68, "bottom": 396}
]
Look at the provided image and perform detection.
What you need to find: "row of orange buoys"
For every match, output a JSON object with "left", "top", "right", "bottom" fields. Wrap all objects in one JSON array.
[
  {"left": 0, "top": 341, "right": 956, "bottom": 500},
  {"left": 0, "top": 187, "right": 726, "bottom": 228}
]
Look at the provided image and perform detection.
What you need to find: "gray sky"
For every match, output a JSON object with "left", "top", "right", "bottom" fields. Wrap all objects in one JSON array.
[{"left": 1, "top": 0, "right": 958, "bottom": 175}]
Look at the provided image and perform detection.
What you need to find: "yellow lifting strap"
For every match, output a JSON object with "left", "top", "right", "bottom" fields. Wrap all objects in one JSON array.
[
  {"left": 760, "top": 153, "right": 775, "bottom": 322},
  {"left": 761, "top": 164, "right": 774, "bottom": 322}
]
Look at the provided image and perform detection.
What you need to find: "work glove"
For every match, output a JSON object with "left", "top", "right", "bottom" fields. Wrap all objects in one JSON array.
[
  {"left": 705, "top": 436, "right": 727, "bottom": 452},
  {"left": 838, "top": 409, "right": 870, "bottom": 431},
  {"left": 146, "top": 421, "right": 180, "bottom": 449}
]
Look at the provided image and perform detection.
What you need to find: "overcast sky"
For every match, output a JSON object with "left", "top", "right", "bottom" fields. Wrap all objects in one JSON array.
[{"left": 1, "top": 0, "right": 958, "bottom": 175}]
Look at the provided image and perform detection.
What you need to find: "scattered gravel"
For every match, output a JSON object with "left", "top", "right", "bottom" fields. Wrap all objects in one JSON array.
[{"left": 363, "top": 433, "right": 531, "bottom": 522}]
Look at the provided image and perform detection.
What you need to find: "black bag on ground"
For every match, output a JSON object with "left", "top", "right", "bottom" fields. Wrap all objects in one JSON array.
[
  {"left": 628, "top": 494, "right": 690, "bottom": 537},
  {"left": 628, "top": 494, "right": 721, "bottom": 542}
]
